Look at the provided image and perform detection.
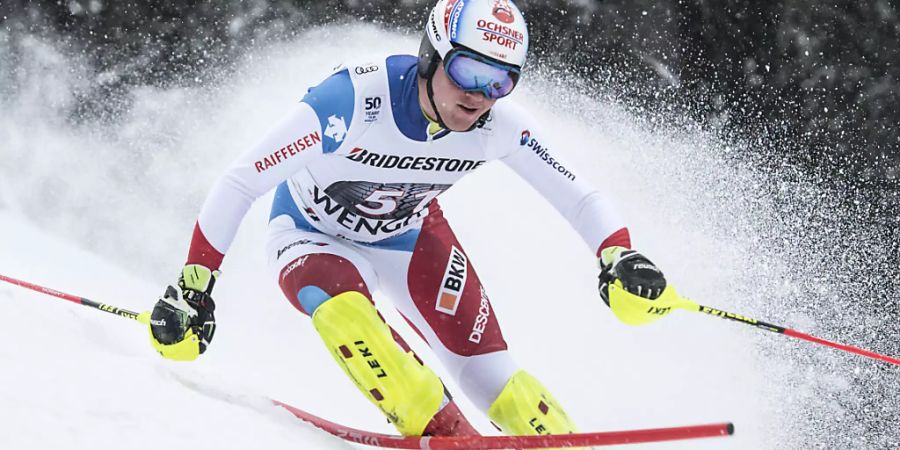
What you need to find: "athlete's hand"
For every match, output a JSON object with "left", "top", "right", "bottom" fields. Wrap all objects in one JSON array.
[
  {"left": 598, "top": 247, "right": 685, "bottom": 326},
  {"left": 597, "top": 246, "right": 666, "bottom": 304},
  {"left": 149, "top": 264, "right": 218, "bottom": 361}
]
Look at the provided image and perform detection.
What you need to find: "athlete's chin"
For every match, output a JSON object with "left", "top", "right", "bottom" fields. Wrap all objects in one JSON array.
[
  {"left": 443, "top": 110, "right": 485, "bottom": 131},
  {"left": 444, "top": 119, "right": 476, "bottom": 131}
]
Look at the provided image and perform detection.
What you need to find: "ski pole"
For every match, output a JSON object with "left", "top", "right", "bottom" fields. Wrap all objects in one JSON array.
[
  {"left": 0, "top": 273, "right": 150, "bottom": 325},
  {"left": 7, "top": 271, "right": 895, "bottom": 366},
  {"left": 675, "top": 296, "right": 900, "bottom": 366},
  {"left": 2, "top": 272, "right": 737, "bottom": 447}
]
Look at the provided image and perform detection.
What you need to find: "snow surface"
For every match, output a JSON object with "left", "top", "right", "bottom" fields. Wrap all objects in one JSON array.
[
  {"left": 0, "top": 210, "right": 353, "bottom": 449},
  {"left": 0, "top": 187, "right": 758, "bottom": 450},
  {"left": 6, "top": 24, "right": 888, "bottom": 449}
]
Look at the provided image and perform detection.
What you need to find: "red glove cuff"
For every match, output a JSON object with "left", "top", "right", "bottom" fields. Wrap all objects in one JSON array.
[{"left": 597, "top": 227, "right": 631, "bottom": 257}]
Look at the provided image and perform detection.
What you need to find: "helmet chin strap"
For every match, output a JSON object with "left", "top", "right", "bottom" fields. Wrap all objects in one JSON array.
[
  {"left": 423, "top": 74, "right": 490, "bottom": 133},
  {"left": 424, "top": 75, "right": 448, "bottom": 130}
]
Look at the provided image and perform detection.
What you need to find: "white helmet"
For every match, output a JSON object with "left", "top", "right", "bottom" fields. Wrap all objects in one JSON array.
[{"left": 417, "top": 0, "right": 529, "bottom": 79}]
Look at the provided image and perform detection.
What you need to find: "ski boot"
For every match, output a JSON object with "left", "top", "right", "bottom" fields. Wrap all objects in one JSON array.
[
  {"left": 488, "top": 369, "right": 580, "bottom": 449},
  {"left": 307, "top": 289, "right": 478, "bottom": 436}
]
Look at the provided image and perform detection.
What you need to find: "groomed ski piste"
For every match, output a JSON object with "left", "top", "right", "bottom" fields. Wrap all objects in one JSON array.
[
  {"left": 0, "top": 188, "right": 759, "bottom": 450},
  {"left": 0, "top": 186, "right": 760, "bottom": 449},
  {"left": 2, "top": 25, "right": 897, "bottom": 449}
]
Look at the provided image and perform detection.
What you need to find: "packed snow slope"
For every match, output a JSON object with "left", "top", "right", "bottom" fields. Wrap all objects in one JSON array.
[
  {"left": 2, "top": 25, "right": 897, "bottom": 449},
  {"left": 0, "top": 201, "right": 750, "bottom": 450},
  {"left": 0, "top": 210, "right": 353, "bottom": 449}
]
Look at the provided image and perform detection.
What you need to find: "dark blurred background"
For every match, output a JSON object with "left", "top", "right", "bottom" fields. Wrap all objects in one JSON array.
[{"left": 2, "top": 0, "right": 898, "bottom": 207}]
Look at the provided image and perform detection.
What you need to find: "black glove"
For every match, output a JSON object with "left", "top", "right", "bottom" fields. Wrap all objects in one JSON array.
[
  {"left": 149, "top": 264, "right": 218, "bottom": 361},
  {"left": 598, "top": 247, "right": 666, "bottom": 306}
]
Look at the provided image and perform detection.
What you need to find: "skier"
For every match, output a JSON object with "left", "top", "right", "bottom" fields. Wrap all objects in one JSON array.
[{"left": 148, "top": 0, "right": 670, "bottom": 439}]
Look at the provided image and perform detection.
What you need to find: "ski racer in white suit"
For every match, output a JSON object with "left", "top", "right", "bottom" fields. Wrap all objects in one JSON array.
[{"left": 148, "top": 0, "right": 669, "bottom": 439}]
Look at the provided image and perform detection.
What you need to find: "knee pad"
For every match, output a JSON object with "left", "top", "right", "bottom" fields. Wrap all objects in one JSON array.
[
  {"left": 487, "top": 370, "right": 578, "bottom": 437},
  {"left": 297, "top": 285, "right": 332, "bottom": 315},
  {"left": 311, "top": 290, "right": 445, "bottom": 436}
]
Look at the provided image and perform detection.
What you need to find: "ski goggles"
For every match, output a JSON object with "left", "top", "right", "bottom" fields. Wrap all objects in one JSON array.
[{"left": 443, "top": 48, "right": 521, "bottom": 99}]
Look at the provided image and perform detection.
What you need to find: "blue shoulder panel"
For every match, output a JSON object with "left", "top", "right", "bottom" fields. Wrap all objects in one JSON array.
[
  {"left": 387, "top": 55, "right": 430, "bottom": 142},
  {"left": 302, "top": 69, "right": 355, "bottom": 154}
]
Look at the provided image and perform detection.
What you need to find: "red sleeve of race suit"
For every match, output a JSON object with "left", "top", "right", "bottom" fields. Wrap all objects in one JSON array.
[{"left": 186, "top": 222, "right": 225, "bottom": 270}]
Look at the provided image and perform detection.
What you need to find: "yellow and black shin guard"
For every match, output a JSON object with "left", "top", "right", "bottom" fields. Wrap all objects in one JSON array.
[
  {"left": 311, "top": 291, "right": 444, "bottom": 436},
  {"left": 488, "top": 370, "right": 578, "bottom": 440}
]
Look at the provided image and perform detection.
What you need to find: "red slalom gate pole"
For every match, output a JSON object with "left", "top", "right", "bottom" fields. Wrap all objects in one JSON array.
[{"left": 274, "top": 400, "right": 734, "bottom": 449}]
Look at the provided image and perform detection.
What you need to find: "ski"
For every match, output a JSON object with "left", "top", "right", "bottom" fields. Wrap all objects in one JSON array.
[{"left": 272, "top": 399, "right": 734, "bottom": 449}]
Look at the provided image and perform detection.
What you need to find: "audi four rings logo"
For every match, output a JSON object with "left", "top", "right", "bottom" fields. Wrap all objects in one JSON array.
[{"left": 354, "top": 65, "right": 378, "bottom": 75}]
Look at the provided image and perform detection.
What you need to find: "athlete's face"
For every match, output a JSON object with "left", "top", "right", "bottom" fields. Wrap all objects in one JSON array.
[{"left": 420, "top": 67, "right": 497, "bottom": 131}]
